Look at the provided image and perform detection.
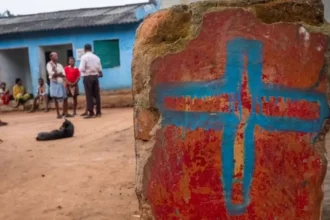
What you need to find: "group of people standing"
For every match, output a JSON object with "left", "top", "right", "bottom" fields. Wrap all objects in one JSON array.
[
  {"left": 46, "top": 52, "right": 79, "bottom": 118},
  {"left": 46, "top": 43, "right": 103, "bottom": 119},
  {"left": 0, "top": 43, "right": 103, "bottom": 126}
]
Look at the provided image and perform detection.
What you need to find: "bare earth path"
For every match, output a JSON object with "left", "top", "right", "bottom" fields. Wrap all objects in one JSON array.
[
  {"left": 0, "top": 109, "right": 138, "bottom": 220},
  {"left": 1, "top": 109, "right": 330, "bottom": 219}
]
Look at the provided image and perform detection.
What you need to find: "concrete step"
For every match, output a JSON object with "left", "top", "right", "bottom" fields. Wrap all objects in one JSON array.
[{"left": 0, "top": 91, "right": 133, "bottom": 112}]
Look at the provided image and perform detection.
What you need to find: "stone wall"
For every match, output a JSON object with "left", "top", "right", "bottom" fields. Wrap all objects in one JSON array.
[
  {"left": 161, "top": 0, "right": 330, "bottom": 22},
  {"left": 133, "top": 0, "right": 330, "bottom": 219}
]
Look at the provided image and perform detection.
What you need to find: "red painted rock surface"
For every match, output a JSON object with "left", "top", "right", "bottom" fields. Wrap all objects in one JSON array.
[{"left": 133, "top": 4, "right": 329, "bottom": 220}]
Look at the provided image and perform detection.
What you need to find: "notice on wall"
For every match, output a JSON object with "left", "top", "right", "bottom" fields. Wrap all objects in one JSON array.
[{"left": 76, "top": 49, "right": 85, "bottom": 60}]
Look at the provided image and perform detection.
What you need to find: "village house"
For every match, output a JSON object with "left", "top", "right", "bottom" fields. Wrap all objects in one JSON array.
[
  {"left": 0, "top": 1, "right": 158, "bottom": 95},
  {"left": 1, "top": 0, "right": 327, "bottom": 99}
]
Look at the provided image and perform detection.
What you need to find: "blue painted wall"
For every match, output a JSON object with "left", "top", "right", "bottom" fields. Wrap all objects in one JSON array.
[
  {"left": 0, "top": 23, "right": 141, "bottom": 94},
  {"left": 0, "top": 0, "right": 162, "bottom": 94}
]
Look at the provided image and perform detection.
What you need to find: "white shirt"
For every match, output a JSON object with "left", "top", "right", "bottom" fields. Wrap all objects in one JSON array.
[
  {"left": 46, "top": 61, "right": 65, "bottom": 84},
  {"left": 79, "top": 52, "right": 102, "bottom": 77}
]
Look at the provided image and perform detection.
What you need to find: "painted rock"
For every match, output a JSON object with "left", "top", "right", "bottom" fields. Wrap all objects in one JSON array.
[{"left": 133, "top": 1, "right": 328, "bottom": 219}]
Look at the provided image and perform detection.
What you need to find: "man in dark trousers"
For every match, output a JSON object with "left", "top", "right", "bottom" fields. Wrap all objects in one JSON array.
[{"left": 79, "top": 44, "right": 103, "bottom": 119}]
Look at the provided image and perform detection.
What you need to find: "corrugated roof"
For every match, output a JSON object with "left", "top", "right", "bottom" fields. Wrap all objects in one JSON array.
[{"left": 0, "top": 2, "right": 152, "bottom": 35}]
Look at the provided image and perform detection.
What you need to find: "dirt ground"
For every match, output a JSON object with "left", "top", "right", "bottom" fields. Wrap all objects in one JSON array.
[
  {"left": 0, "top": 108, "right": 139, "bottom": 220},
  {"left": 1, "top": 109, "right": 330, "bottom": 219}
]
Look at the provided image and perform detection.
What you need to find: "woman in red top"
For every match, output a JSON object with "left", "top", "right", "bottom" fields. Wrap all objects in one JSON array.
[{"left": 64, "top": 57, "right": 80, "bottom": 115}]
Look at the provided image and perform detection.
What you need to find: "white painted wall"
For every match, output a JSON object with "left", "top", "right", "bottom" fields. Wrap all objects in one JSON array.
[
  {"left": 0, "top": 48, "right": 32, "bottom": 93},
  {"left": 161, "top": 0, "right": 200, "bottom": 8}
]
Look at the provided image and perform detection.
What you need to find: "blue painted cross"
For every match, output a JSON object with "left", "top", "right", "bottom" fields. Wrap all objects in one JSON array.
[{"left": 156, "top": 37, "right": 330, "bottom": 216}]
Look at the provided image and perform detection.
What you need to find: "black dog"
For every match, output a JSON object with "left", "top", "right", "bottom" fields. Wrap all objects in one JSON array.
[{"left": 36, "top": 119, "right": 74, "bottom": 141}]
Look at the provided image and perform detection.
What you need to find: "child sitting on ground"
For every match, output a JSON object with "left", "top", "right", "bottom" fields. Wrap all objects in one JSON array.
[
  {"left": 29, "top": 78, "right": 49, "bottom": 112},
  {"left": 0, "top": 82, "right": 11, "bottom": 105}
]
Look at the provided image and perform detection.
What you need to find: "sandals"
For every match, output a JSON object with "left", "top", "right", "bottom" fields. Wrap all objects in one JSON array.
[{"left": 80, "top": 112, "right": 88, "bottom": 117}]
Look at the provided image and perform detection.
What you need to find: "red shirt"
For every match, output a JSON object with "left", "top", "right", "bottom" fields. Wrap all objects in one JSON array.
[{"left": 64, "top": 66, "right": 80, "bottom": 84}]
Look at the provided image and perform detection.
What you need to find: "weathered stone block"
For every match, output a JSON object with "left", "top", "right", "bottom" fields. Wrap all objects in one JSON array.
[{"left": 133, "top": 1, "right": 329, "bottom": 219}]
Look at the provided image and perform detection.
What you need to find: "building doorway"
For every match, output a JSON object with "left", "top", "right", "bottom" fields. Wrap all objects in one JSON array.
[{"left": 39, "top": 44, "right": 73, "bottom": 85}]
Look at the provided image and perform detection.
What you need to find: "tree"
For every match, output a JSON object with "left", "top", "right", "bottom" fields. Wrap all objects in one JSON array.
[{"left": 0, "top": 10, "right": 14, "bottom": 17}]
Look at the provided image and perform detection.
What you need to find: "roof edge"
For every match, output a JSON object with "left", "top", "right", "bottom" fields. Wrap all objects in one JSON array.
[
  {"left": 0, "top": 21, "right": 142, "bottom": 36},
  {"left": 0, "top": 1, "right": 151, "bottom": 19}
]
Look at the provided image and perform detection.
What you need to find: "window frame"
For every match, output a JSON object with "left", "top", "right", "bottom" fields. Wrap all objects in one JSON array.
[{"left": 93, "top": 39, "right": 120, "bottom": 69}]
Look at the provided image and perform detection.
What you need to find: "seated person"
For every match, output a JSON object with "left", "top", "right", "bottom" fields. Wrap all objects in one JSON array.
[
  {"left": 0, "top": 82, "right": 11, "bottom": 105},
  {"left": 13, "top": 78, "right": 32, "bottom": 107},
  {"left": 29, "top": 78, "right": 49, "bottom": 112}
]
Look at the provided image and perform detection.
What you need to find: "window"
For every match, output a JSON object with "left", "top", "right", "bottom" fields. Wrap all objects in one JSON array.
[{"left": 94, "top": 40, "right": 120, "bottom": 68}]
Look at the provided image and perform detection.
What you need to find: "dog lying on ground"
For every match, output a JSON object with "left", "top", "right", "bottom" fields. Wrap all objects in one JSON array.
[{"left": 36, "top": 119, "right": 74, "bottom": 141}]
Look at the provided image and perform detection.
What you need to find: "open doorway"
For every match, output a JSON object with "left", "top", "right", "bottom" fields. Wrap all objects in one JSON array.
[
  {"left": 45, "top": 50, "right": 72, "bottom": 64},
  {"left": 0, "top": 48, "right": 32, "bottom": 93},
  {"left": 39, "top": 44, "right": 73, "bottom": 85}
]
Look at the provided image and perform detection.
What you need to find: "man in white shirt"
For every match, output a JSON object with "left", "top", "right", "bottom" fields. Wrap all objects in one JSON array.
[
  {"left": 79, "top": 44, "right": 103, "bottom": 119},
  {"left": 47, "top": 52, "right": 72, "bottom": 119}
]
